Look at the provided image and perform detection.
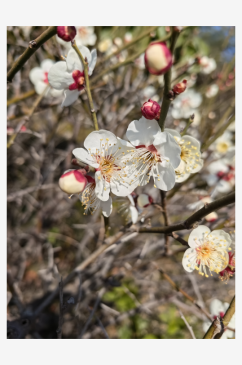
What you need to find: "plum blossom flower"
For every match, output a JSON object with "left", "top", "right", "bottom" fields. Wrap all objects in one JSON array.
[
  {"left": 210, "top": 131, "right": 233, "bottom": 156},
  {"left": 126, "top": 117, "right": 181, "bottom": 191},
  {"left": 203, "top": 299, "right": 235, "bottom": 339},
  {"left": 199, "top": 56, "right": 217, "bottom": 74},
  {"left": 165, "top": 129, "right": 203, "bottom": 182},
  {"left": 48, "top": 46, "right": 97, "bottom": 107},
  {"left": 29, "top": 59, "right": 63, "bottom": 97},
  {"left": 57, "top": 26, "right": 97, "bottom": 49},
  {"left": 80, "top": 176, "right": 112, "bottom": 217},
  {"left": 188, "top": 196, "right": 218, "bottom": 222},
  {"left": 205, "top": 84, "right": 219, "bottom": 98},
  {"left": 72, "top": 130, "right": 139, "bottom": 201},
  {"left": 182, "top": 225, "right": 231, "bottom": 277},
  {"left": 171, "top": 89, "right": 202, "bottom": 120}
]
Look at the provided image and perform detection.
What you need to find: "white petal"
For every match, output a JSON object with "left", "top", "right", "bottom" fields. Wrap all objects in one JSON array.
[
  {"left": 153, "top": 160, "right": 176, "bottom": 191},
  {"left": 110, "top": 179, "right": 139, "bottom": 197},
  {"left": 217, "top": 180, "right": 232, "bottom": 193},
  {"left": 50, "top": 88, "right": 64, "bottom": 98},
  {"left": 191, "top": 158, "right": 203, "bottom": 173},
  {"left": 100, "top": 196, "right": 112, "bottom": 217},
  {"left": 153, "top": 131, "right": 181, "bottom": 169},
  {"left": 62, "top": 89, "right": 80, "bottom": 107},
  {"left": 48, "top": 61, "right": 73, "bottom": 90},
  {"left": 84, "top": 130, "right": 117, "bottom": 151},
  {"left": 127, "top": 194, "right": 135, "bottom": 206},
  {"left": 89, "top": 49, "right": 97, "bottom": 75},
  {"left": 182, "top": 135, "right": 201, "bottom": 150},
  {"left": 34, "top": 81, "right": 49, "bottom": 96},
  {"left": 130, "top": 206, "right": 138, "bottom": 224},
  {"left": 126, "top": 117, "right": 161, "bottom": 147},
  {"left": 95, "top": 171, "right": 110, "bottom": 201},
  {"left": 210, "top": 299, "right": 225, "bottom": 317},
  {"left": 72, "top": 148, "right": 99, "bottom": 168},
  {"left": 165, "top": 128, "right": 181, "bottom": 140},
  {"left": 207, "top": 230, "right": 232, "bottom": 248},
  {"left": 182, "top": 248, "right": 196, "bottom": 272},
  {"left": 41, "top": 59, "right": 54, "bottom": 72},
  {"left": 66, "top": 46, "right": 91, "bottom": 72},
  {"left": 29, "top": 67, "right": 44, "bottom": 85},
  {"left": 188, "top": 225, "right": 211, "bottom": 248}
]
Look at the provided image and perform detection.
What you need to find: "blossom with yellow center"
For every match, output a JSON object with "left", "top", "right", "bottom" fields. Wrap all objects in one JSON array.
[
  {"left": 182, "top": 225, "right": 232, "bottom": 277},
  {"left": 73, "top": 130, "right": 139, "bottom": 202},
  {"left": 165, "top": 129, "right": 203, "bottom": 182},
  {"left": 125, "top": 117, "right": 181, "bottom": 191}
]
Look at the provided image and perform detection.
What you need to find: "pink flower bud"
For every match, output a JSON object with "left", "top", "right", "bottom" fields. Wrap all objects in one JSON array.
[
  {"left": 137, "top": 194, "right": 153, "bottom": 209},
  {"left": 145, "top": 42, "right": 172, "bottom": 75},
  {"left": 172, "top": 79, "right": 187, "bottom": 95},
  {"left": 141, "top": 99, "right": 161, "bottom": 121},
  {"left": 57, "top": 26, "right": 76, "bottom": 42},
  {"left": 59, "top": 170, "right": 87, "bottom": 194}
]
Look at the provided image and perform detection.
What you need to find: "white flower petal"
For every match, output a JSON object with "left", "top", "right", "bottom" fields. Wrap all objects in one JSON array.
[
  {"left": 41, "top": 59, "right": 54, "bottom": 72},
  {"left": 100, "top": 196, "right": 112, "bottom": 217},
  {"left": 62, "top": 89, "right": 80, "bottom": 107},
  {"left": 48, "top": 61, "right": 73, "bottom": 90},
  {"left": 182, "top": 247, "right": 196, "bottom": 272},
  {"left": 126, "top": 117, "right": 160, "bottom": 147},
  {"left": 182, "top": 135, "right": 201, "bottom": 150},
  {"left": 188, "top": 225, "right": 211, "bottom": 248},
  {"left": 84, "top": 130, "right": 117, "bottom": 151},
  {"left": 89, "top": 49, "right": 97, "bottom": 76},
  {"left": 153, "top": 131, "right": 181, "bottom": 169},
  {"left": 127, "top": 194, "right": 135, "bottom": 206},
  {"left": 34, "top": 81, "right": 49, "bottom": 96},
  {"left": 66, "top": 46, "right": 91, "bottom": 72},
  {"left": 95, "top": 171, "right": 110, "bottom": 201},
  {"left": 29, "top": 67, "right": 44, "bottom": 85},
  {"left": 210, "top": 299, "right": 225, "bottom": 317},
  {"left": 110, "top": 179, "right": 138, "bottom": 197},
  {"left": 165, "top": 128, "right": 181, "bottom": 139},
  {"left": 153, "top": 160, "right": 176, "bottom": 191},
  {"left": 207, "top": 230, "right": 232, "bottom": 248},
  {"left": 72, "top": 148, "right": 99, "bottom": 168},
  {"left": 130, "top": 206, "right": 138, "bottom": 224}
]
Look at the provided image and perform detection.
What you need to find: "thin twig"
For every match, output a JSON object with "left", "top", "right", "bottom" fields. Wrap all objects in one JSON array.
[
  {"left": 7, "top": 89, "right": 36, "bottom": 106},
  {"left": 179, "top": 309, "right": 196, "bottom": 339},
  {"left": 160, "top": 190, "right": 170, "bottom": 254},
  {"left": 71, "top": 40, "right": 99, "bottom": 131},
  {"left": 57, "top": 277, "right": 64, "bottom": 339}
]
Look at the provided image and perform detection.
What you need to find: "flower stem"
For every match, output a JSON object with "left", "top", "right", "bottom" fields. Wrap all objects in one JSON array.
[
  {"left": 71, "top": 41, "right": 99, "bottom": 131},
  {"left": 7, "top": 26, "right": 57, "bottom": 83},
  {"left": 181, "top": 114, "right": 194, "bottom": 136}
]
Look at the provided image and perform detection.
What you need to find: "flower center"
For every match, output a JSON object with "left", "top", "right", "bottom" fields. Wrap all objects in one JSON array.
[
  {"left": 196, "top": 242, "right": 212, "bottom": 260},
  {"left": 69, "top": 70, "right": 85, "bottom": 91},
  {"left": 43, "top": 72, "right": 49, "bottom": 84},
  {"left": 216, "top": 141, "right": 229, "bottom": 153}
]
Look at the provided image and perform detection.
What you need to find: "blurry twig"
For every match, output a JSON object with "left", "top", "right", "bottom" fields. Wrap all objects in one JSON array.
[
  {"left": 7, "top": 89, "right": 35, "bottom": 106},
  {"left": 57, "top": 278, "right": 64, "bottom": 339},
  {"left": 7, "top": 183, "right": 56, "bottom": 202},
  {"left": 179, "top": 310, "right": 196, "bottom": 339},
  {"left": 180, "top": 114, "right": 194, "bottom": 136},
  {"left": 160, "top": 190, "right": 170, "bottom": 254}
]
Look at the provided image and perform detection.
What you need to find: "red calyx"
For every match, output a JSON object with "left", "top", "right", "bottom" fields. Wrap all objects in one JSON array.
[
  {"left": 57, "top": 26, "right": 76, "bottom": 42},
  {"left": 69, "top": 70, "right": 85, "bottom": 91}
]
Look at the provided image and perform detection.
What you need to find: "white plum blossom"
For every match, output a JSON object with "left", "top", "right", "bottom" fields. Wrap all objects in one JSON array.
[
  {"left": 165, "top": 129, "right": 203, "bottom": 182},
  {"left": 126, "top": 117, "right": 181, "bottom": 191},
  {"left": 171, "top": 89, "right": 202, "bottom": 120},
  {"left": 203, "top": 299, "right": 235, "bottom": 339},
  {"left": 182, "top": 225, "right": 231, "bottom": 277},
  {"left": 48, "top": 46, "right": 97, "bottom": 107},
  {"left": 210, "top": 131, "right": 233, "bottom": 156},
  {"left": 205, "top": 84, "right": 219, "bottom": 98},
  {"left": 72, "top": 130, "right": 139, "bottom": 202},
  {"left": 29, "top": 59, "right": 63, "bottom": 98},
  {"left": 199, "top": 56, "right": 217, "bottom": 74},
  {"left": 80, "top": 176, "right": 112, "bottom": 217}
]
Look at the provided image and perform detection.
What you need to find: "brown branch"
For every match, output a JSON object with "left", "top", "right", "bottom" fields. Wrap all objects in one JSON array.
[
  {"left": 139, "top": 192, "right": 235, "bottom": 235},
  {"left": 160, "top": 191, "right": 170, "bottom": 254},
  {"left": 7, "top": 26, "right": 57, "bottom": 83}
]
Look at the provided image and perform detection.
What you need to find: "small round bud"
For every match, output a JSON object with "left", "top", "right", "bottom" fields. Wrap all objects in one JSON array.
[
  {"left": 57, "top": 26, "right": 76, "bottom": 42},
  {"left": 145, "top": 42, "right": 172, "bottom": 75},
  {"left": 59, "top": 170, "right": 87, "bottom": 194},
  {"left": 141, "top": 99, "right": 161, "bottom": 121},
  {"left": 172, "top": 79, "right": 187, "bottom": 95},
  {"left": 137, "top": 194, "right": 153, "bottom": 209}
]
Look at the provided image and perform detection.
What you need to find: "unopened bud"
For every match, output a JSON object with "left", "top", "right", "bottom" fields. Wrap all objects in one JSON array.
[
  {"left": 141, "top": 99, "right": 161, "bottom": 121},
  {"left": 137, "top": 194, "right": 153, "bottom": 209},
  {"left": 145, "top": 42, "right": 172, "bottom": 75},
  {"left": 59, "top": 170, "right": 87, "bottom": 194},
  {"left": 172, "top": 80, "right": 187, "bottom": 95},
  {"left": 57, "top": 26, "right": 76, "bottom": 42}
]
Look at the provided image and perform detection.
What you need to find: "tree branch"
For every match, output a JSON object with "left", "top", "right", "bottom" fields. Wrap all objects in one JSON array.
[{"left": 7, "top": 26, "right": 57, "bottom": 83}]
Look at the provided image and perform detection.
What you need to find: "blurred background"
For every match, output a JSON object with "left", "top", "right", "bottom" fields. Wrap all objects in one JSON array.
[{"left": 7, "top": 26, "right": 235, "bottom": 339}]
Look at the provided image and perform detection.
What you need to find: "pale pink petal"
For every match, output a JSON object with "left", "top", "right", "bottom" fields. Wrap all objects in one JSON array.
[
  {"left": 188, "top": 225, "right": 211, "bottom": 248},
  {"left": 62, "top": 89, "right": 80, "bottom": 107},
  {"left": 48, "top": 61, "right": 73, "bottom": 90}
]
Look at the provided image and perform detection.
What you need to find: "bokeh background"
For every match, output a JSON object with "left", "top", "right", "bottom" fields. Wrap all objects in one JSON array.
[{"left": 7, "top": 26, "right": 235, "bottom": 339}]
